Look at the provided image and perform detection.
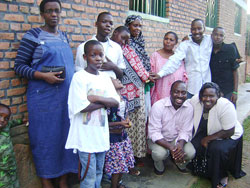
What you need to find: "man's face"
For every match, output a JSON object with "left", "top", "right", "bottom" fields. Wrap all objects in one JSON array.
[
  {"left": 96, "top": 14, "right": 114, "bottom": 37},
  {"left": 211, "top": 28, "right": 225, "bottom": 45},
  {"left": 170, "top": 82, "right": 187, "bottom": 110},
  {"left": 191, "top": 20, "right": 205, "bottom": 44}
]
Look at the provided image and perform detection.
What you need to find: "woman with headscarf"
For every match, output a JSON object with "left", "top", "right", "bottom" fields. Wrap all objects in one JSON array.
[{"left": 124, "top": 15, "right": 152, "bottom": 163}]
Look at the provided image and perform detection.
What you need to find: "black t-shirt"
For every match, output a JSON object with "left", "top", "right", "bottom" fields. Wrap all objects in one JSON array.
[{"left": 210, "top": 43, "right": 239, "bottom": 95}]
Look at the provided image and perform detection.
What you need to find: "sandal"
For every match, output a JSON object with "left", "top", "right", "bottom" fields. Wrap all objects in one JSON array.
[
  {"left": 129, "top": 168, "right": 140, "bottom": 176},
  {"left": 217, "top": 182, "right": 227, "bottom": 188},
  {"left": 117, "top": 180, "right": 127, "bottom": 188}
]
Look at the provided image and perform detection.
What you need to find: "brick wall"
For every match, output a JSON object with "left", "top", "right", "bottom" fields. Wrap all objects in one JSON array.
[{"left": 0, "top": 0, "right": 247, "bottom": 122}]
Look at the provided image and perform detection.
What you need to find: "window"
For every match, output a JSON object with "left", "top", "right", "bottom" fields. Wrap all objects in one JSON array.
[
  {"left": 234, "top": 4, "right": 242, "bottom": 34},
  {"left": 205, "top": 0, "right": 218, "bottom": 28},
  {"left": 129, "top": 0, "right": 166, "bottom": 18}
]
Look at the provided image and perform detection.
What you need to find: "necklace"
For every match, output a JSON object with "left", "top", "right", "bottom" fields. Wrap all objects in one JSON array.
[{"left": 203, "top": 112, "right": 208, "bottom": 120}]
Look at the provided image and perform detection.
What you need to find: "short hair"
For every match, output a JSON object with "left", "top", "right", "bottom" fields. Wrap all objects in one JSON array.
[
  {"left": 40, "top": 0, "right": 61, "bottom": 13},
  {"left": 0, "top": 103, "right": 11, "bottom": 115},
  {"left": 164, "top": 31, "right": 178, "bottom": 43},
  {"left": 199, "top": 82, "right": 221, "bottom": 102},
  {"left": 97, "top": 12, "right": 112, "bottom": 22},
  {"left": 191, "top": 19, "right": 204, "bottom": 26},
  {"left": 170, "top": 80, "right": 186, "bottom": 93},
  {"left": 113, "top": 26, "right": 130, "bottom": 34},
  {"left": 212, "top": 27, "right": 225, "bottom": 33},
  {"left": 84, "top": 40, "right": 102, "bottom": 55}
]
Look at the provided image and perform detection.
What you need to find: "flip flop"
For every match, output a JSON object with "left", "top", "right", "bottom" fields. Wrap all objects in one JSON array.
[
  {"left": 217, "top": 182, "right": 227, "bottom": 188},
  {"left": 129, "top": 168, "right": 141, "bottom": 176}
]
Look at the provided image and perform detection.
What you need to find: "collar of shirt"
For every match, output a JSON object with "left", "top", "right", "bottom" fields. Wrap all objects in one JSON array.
[
  {"left": 91, "top": 35, "right": 114, "bottom": 48},
  {"left": 163, "top": 97, "right": 189, "bottom": 109}
]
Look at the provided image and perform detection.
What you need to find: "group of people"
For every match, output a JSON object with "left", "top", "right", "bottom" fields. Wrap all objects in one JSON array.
[{"left": 0, "top": 0, "right": 246, "bottom": 188}]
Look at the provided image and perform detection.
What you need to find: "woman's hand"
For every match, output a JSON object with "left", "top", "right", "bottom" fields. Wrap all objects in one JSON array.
[
  {"left": 121, "top": 118, "right": 132, "bottom": 128},
  {"left": 149, "top": 72, "right": 160, "bottom": 81},
  {"left": 201, "top": 136, "right": 212, "bottom": 148},
  {"left": 34, "top": 71, "right": 64, "bottom": 84}
]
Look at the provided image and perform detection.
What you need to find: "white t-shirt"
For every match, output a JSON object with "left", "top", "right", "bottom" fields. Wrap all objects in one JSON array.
[
  {"left": 65, "top": 70, "right": 119, "bottom": 153},
  {"left": 75, "top": 36, "right": 126, "bottom": 78}
]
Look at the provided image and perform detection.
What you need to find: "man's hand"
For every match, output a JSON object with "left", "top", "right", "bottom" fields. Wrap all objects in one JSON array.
[
  {"left": 171, "top": 144, "right": 185, "bottom": 163},
  {"left": 101, "top": 56, "right": 116, "bottom": 71},
  {"left": 149, "top": 72, "right": 161, "bottom": 81},
  {"left": 87, "top": 95, "right": 99, "bottom": 103},
  {"left": 230, "top": 93, "right": 237, "bottom": 105},
  {"left": 41, "top": 72, "right": 64, "bottom": 84}
]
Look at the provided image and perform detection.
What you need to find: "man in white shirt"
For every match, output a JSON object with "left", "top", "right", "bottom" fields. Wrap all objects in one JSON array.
[
  {"left": 75, "top": 12, "right": 125, "bottom": 79},
  {"left": 150, "top": 19, "right": 213, "bottom": 97}
]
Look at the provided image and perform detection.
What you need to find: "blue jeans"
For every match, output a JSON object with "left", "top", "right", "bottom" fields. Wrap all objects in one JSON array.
[{"left": 78, "top": 151, "right": 106, "bottom": 188}]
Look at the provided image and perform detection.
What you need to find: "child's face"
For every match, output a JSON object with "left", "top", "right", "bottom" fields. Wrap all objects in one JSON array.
[
  {"left": 111, "top": 78, "right": 124, "bottom": 90},
  {"left": 0, "top": 106, "right": 10, "bottom": 130},
  {"left": 96, "top": 14, "right": 114, "bottom": 37},
  {"left": 112, "top": 30, "right": 130, "bottom": 46},
  {"left": 191, "top": 20, "right": 205, "bottom": 44},
  {"left": 84, "top": 44, "right": 104, "bottom": 71}
]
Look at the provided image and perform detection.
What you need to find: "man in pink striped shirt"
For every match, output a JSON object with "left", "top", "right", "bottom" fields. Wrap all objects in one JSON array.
[{"left": 148, "top": 80, "right": 195, "bottom": 175}]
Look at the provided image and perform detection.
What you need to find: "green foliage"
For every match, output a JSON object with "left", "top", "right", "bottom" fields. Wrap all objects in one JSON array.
[
  {"left": 246, "top": 75, "right": 250, "bottom": 83},
  {"left": 243, "top": 116, "right": 250, "bottom": 142},
  {"left": 8, "top": 119, "right": 23, "bottom": 128}
]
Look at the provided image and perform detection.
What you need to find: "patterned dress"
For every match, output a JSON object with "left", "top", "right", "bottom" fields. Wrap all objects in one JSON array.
[
  {"left": 104, "top": 98, "right": 135, "bottom": 175},
  {"left": 0, "top": 124, "right": 19, "bottom": 188}
]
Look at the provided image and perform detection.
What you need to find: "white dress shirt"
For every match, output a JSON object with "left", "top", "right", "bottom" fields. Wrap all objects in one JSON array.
[
  {"left": 158, "top": 35, "right": 213, "bottom": 95},
  {"left": 75, "top": 35, "right": 125, "bottom": 78}
]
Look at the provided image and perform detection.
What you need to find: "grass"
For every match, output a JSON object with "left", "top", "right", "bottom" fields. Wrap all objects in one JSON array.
[
  {"left": 246, "top": 75, "right": 250, "bottom": 83},
  {"left": 243, "top": 116, "right": 250, "bottom": 141},
  {"left": 189, "top": 116, "right": 250, "bottom": 188}
]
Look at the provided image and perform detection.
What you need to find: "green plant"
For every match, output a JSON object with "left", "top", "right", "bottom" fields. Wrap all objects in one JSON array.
[
  {"left": 243, "top": 116, "right": 250, "bottom": 141},
  {"left": 246, "top": 75, "right": 250, "bottom": 83},
  {"left": 8, "top": 119, "right": 23, "bottom": 128}
]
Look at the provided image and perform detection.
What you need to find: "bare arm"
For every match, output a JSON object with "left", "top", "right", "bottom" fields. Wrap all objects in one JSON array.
[
  {"left": 87, "top": 95, "right": 119, "bottom": 108},
  {"left": 231, "top": 69, "right": 238, "bottom": 104},
  {"left": 201, "top": 127, "right": 234, "bottom": 148}
]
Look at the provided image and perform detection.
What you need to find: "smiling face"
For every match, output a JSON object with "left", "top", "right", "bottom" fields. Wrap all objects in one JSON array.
[
  {"left": 212, "top": 28, "right": 225, "bottom": 45},
  {"left": 40, "top": 2, "right": 61, "bottom": 28},
  {"left": 128, "top": 19, "right": 142, "bottom": 38},
  {"left": 191, "top": 20, "right": 205, "bottom": 44},
  {"left": 163, "top": 33, "right": 177, "bottom": 51},
  {"left": 96, "top": 14, "right": 114, "bottom": 38},
  {"left": 170, "top": 82, "right": 187, "bottom": 110},
  {"left": 0, "top": 106, "right": 11, "bottom": 130},
  {"left": 112, "top": 30, "right": 130, "bottom": 47},
  {"left": 201, "top": 88, "right": 218, "bottom": 111},
  {"left": 84, "top": 44, "right": 104, "bottom": 73}
]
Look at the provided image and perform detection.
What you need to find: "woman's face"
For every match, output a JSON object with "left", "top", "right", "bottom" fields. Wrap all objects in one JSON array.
[
  {"left": 41, "top": 2, "right": 61, "bottom": 28},
  {"left": 201, "top": 88, "right": 218, "bottom": 110},
  {"left": 128, "top": 19, "right": 142, "bottom": 37},
  {"left": 163, "top": 33, "right": 177, "bottom": 51}
]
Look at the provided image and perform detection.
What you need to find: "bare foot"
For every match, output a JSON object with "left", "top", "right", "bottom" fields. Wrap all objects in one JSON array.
[{"left": 59, "top": 174, "right": 69, "bottom": 188}]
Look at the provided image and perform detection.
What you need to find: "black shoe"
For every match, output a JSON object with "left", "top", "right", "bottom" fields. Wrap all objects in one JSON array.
[{"left": 154, "top": 166, "right": 164, "bottom": 175}]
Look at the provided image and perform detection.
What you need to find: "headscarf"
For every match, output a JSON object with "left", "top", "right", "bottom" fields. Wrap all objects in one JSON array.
[{"left": 125, "top": 15, "right": 151, "bottom": 72}]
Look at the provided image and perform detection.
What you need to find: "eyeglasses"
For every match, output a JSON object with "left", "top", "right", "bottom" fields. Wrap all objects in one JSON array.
[{"left": 44, "top": 9, "right": 61, "bottom": 14}]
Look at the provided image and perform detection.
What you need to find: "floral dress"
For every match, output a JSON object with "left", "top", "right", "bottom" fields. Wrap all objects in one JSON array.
[{"left": 104, "top": 97, "right": 135, "bottom": 175}]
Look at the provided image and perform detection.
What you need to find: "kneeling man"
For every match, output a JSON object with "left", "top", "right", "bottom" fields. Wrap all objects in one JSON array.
[{"left": 148, "top": 80, "right": 195, "bottom": 175}]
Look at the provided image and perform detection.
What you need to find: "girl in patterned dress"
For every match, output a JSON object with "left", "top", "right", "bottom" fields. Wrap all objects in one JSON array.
[{"left": 104, "top": 78, "right": 135, "bottom": 188}]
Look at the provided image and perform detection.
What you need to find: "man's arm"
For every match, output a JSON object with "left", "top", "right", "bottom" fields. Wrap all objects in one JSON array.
[{"left": 231, "top": 69, "right": 238, "bottom": 104}]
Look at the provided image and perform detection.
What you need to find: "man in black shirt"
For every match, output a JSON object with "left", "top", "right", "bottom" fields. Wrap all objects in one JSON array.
[{"left": 210, "top": 27, "right": 239, "bottom": 105}]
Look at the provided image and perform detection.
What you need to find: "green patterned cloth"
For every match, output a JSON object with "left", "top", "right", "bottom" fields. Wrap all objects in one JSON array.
[{"left": 0, "top": 124, "right": 19, "bottom": 188}]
